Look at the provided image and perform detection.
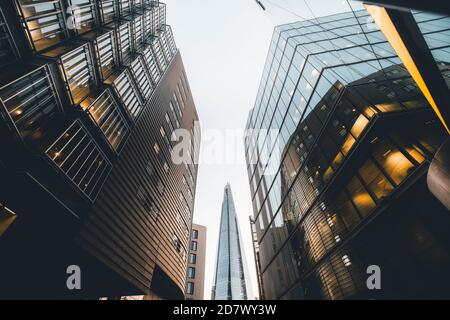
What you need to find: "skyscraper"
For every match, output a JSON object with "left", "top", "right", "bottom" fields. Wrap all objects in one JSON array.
[
  {"left": 211, "top": 183, "right": 249, "bottom": 300},
  {"left": 0, "top": 0, "right": 200, "bottom": 299},
  {"left": 245, "top": 8, "right": 450, "bottom": 299}
]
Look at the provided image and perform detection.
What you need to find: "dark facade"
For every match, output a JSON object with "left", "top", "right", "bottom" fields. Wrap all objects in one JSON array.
[
  {"left": 244, "top": 9, "right": 450, "bottom": 299},
  {"left": 0, "top": 0, "right": 200, "bottom": 299},
  {"left": 185, "top": 223, "right": 207, "bottom": 300}
]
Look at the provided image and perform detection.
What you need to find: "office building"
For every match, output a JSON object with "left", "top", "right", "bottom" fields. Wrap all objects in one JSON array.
[
  {"left": 0, "top": 0, "right": 200, "bottom": 299},
  {"left": 211, "top": 183, "right": 249, "bottom": 300},
  {"left": 185, "top": 223, "right": 207, "bottom": 300},
  {"left": 245, "top": 8, "right": 450, "bottom": 299}
]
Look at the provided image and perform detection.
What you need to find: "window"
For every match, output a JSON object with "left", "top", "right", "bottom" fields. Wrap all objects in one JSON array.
[
  {"left": 137, "top": 185, "right": 159, "bottom": 218},
  {"left": 60, "top": 44, "right": 96, "bottom": 105},
  {"left": 86, "top": 89, "right": 129, "bottom": 151},
  {"left": 187, "top": 267, "right": 196, "bottom": 279},
  {"left": 186, "top": 282, "right": 194, "bottom": 295},
  {"left": 132, "top": 15, "right": 144, "bottom": 52},
  {"left": 176, "top": 211, "right": 189, "bottom": 236},
  {"left": 173, "top": 234, "right": 187, "bottom": 261},
  {"left": 143, "top": 46, "right": 161, "bottom": 83},
  {"left": 117, "top": 21, "right": 132, "bottom": 65},
  {"left": 112, "top": 70, "right": 142, "bottom": 119},
  {"left": 190, "top": 241, "right": 197, "bottom": 251},
  {"left": 98, "top": 0, "right": 117, "bottom": 23},
  {"left": 46, "top": 120, "right": 112, "bottom": 202},
  {"left": 153, "top": 143, "right": 160, "bottom": 154},
  {"left": 118, "top": 0, "right": 132, "bottom": 16},
  {"left": 16, "top": 0, "right": 67, "bottom": 52},
  {"left": 94, "top": 30, "right": 118, "bottom": 82},
  {"left": 151, "top": 37, "right": 167, "bottom": 71},
  {"left": 0, "top": 66, "right": 61, "bottom": 142},
  {"left": 192, "top": 229, "right": 199, "bottom": 239},
  {"left": 189, "top": 253, "right": 197, "bottom": 264},
  {"left": 130, "top": 56, "right": 153, "bottom": 100},
  {"left": 66, "top": 0, "right": 98, "bottom": 35}
]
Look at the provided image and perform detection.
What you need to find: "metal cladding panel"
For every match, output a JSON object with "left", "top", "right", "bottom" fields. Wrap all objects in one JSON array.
[{"left": 78, "top": 52, "right": 200, "bottom": 298}]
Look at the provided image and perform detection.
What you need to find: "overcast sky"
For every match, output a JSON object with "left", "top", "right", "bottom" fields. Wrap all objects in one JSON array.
[{"left": 164, "top": 0, "right": 364, "bottom": 299}]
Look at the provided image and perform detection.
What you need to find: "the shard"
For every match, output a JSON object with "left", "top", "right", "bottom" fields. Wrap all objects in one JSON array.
[{"left": 211, "top": 183, "right": 249, "bottom": 300}]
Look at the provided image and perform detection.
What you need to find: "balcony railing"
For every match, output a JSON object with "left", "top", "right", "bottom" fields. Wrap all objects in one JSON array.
[
  {"left": 45, "top": 119, "right": 112, "bottom": 202},
  {"left": 93, "top": 29, "right": 119, "bottom": 82},
  {"left": 58, "top": 43, "right": 97, "bottom": 105},
  {"left": 130, "top": 55, "right": 153, "bottom": 100},
  {"left": 112, "top": 69, "right": 143, "bottom": 119},
  {"left": 15, "top": 0, "right": 68, "bottom": 53},
  {"left": 86, "top": 89, "right": 129, "bottom": 151},
  {"left": 0, "top": 65, "right": 61, "bottom": 143}
]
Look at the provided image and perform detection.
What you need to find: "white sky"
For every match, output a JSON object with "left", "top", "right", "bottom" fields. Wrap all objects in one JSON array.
[{"left": 164, "top": 0, "right": 364, "bottom": 299}]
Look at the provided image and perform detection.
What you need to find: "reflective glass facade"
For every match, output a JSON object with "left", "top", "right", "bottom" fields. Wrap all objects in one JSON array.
[
  {"left": 212, "top": 184, "right": 249, "bottom": 300},
  {"left": 245, "top": 10, "right": 450, "bottom": 299}
]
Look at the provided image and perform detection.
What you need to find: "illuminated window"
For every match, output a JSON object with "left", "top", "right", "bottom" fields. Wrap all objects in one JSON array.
[
  {"left": 86, "top": 89, "right": 129, "bottom": 151},
  {"left": 0, "top": 66, "right": 61, "bottom": 142},
  {"left": 15, "top": 0, "right": 68, "bottom": 52},
  {"left": 341, "top": 254, "right": 351, "bottom": 267},
  {"left": 46, "top": 120, "right": 112, "bottom": 201},
  {"left": 153, "top": 143, "right": 160, "bottom": 154},
  {"left": 94, "top": 30, "right": 118, "bottom": 82},
  {"left": 59, "top": 44, "right": 96, "bottom": 105},
  {"left": 358, "top": 159, "right": 394, "bottom": 200},
  {"left": 346, "top": 176, "right": 376, "bottom": 218},
  {"left": 372, "top": 139, "right": 415, "bottom": 185}
]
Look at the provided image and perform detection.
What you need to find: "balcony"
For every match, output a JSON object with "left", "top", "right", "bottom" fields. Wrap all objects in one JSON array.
[
  {"left": 111, "top": 69, "right": 143, "bottom": 119},
  {"left": 93, "top": 29, "right": 119, "bottom": 82},
  {"left": 98, "top": 0, "right": 117, "bottom": 24},
  {"left": 142, "top": 45, "right": 161, "bottom": 83},
  {"left": 66, "top": 0, "right": 98, "bottom": 35},
  {"left": 15, "top": 0, "right": 68, "bottom": 52},
  {"left": 0, "top": 65, "right": 62, "bottom": 144},
  {"left": 45, "top": 119, "right": 112, "bottom": 202},
  {"left": 0, "top": 8, "right": 18, "bottom": 67},
  {"left": 85, "top": 89, "right": 129, "bottom": 152},
  {"left": 130, "top": 55, "right": 153, "bottom": 100}
]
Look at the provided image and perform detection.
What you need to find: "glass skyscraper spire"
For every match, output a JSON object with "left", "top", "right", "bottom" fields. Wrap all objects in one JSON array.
[{"left": 211, "top": 183, "right": 249, "bottom": 300}]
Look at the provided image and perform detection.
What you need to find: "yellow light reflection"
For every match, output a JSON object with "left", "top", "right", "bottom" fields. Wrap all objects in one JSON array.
[{"left": 365, "top": 4, "right": 450, "bottom": 133}]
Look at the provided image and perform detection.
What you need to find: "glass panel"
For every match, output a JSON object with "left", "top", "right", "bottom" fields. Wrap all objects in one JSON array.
[
  {"left": 16, "top": 0, "right": 67, "bottom": 52},
  {"left": 94, "top": 30, "right": 118, "bottom": 82},
  {"left": 60, "top": 44, "right": 96, "bottom": 105},
  {"left": 86, "top": 89, "right": 129, "bottom": 151},
  {"left": 0, "top": 66, "right": 60, "bottom": 142},
  {"left": 112, "top": 70, "right": 143, "bottom": 119}
]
